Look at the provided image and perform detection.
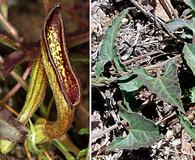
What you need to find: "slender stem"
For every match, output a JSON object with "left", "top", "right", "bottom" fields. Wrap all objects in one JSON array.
[
  {"left": 0, "top": 55, "right": 29, "bottom": 90},
  {"left": 10, "top": 71, "right": 28, "bottom": 90},
  {"left": 24, "top": 141, "right": 32, "bottom": 160},
  {"left": 0, "top": 101, "right": 19, "bottom": 116},
  {"left": 39, "top": 103, "right": 47, "bottom": 118},
  {"left": 52, "top": 139, "right": 75, "bottom": 160},
  {"left": 46, "top": 97, "right": 54, "bottom": 118},
  {"left": 44, "top": 151, "right": 53, "bottom": 160},
  {"left": 63, "top": 135, "right": 80, "bottom": 154},
  {"left": 1, "top": 64, "right": 32, "bottom": 104},
  {"left": 0, "top": 12, "right": 19, "bottom": 40}
]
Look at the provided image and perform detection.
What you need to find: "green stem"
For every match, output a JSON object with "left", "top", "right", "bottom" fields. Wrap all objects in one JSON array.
[
  {"left": 52, "top": 139, "right": 75, "bottom": 160},
  {"left": 46, "top": 97, "right": 54, "bottom": 118}
]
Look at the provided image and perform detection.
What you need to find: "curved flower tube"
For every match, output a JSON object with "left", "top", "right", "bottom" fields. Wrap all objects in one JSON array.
[{"left": 0, "top": 3, "right": 81, "bottom": 154}]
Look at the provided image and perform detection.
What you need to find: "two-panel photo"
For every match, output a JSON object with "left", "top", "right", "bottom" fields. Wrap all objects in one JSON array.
[{"left": 0, "top": 0, "right": 194, "bottom": 159}]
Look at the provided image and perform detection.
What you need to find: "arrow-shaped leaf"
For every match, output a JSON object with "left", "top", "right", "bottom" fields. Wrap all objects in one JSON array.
[
  {"left": 132, "top": 62, "right": 184, "bottom": 113},
  {"left": 107, "top": 108, "right": 162, "bottom": 150},
  {"left": 95, "top": 8, "right": 130, "bottom": 76}
]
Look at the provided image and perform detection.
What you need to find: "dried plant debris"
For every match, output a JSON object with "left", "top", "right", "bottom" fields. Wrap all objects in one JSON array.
[{"left": 92, "top": 0, "right": 195, "bottom": 159}]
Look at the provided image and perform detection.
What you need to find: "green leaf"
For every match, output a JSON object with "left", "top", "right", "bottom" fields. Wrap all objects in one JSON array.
[
  {"left": 118, "top": 75, "right": 143, "bottom": 92},
  {"left": 0, "top": 107, "right": 27, "bottom": 143},
  {"left": 107, "top": 108, "right": 162, "bottom": 150},
  {"left": 184, "top": 0, "right": 195, "bottom": 11},
  {"left": 95, "top": 8, "right": 130, "bottom": 76},
  {"left": 117, "top": 75, "right": 143, "bottom": 112},
  {"left": 132, "top": 62, "right": 185, "bottom": 113},
  {"left": 121, "top": 91, "right": 136, "bottom": 112},
  {"left": 190, "top": 87, "right": 195, "bottom": 103},
  {"left": 77, "top": 148, "right": 88, "bottom": 159},
  {"left": 166, "top": 18, "right": 195, "bottom": 33},
  {"left": 183, "top": 43, "right": 195, "bottom": 76},
  {"left": 26, "top": 120, "right": 48, "bottom": 160},
  {"left": 78, "top": 128, "right": 89, "bottom": 135},
  {"left": 179, "top": 114, "right": 195, "bottom": 140}
]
